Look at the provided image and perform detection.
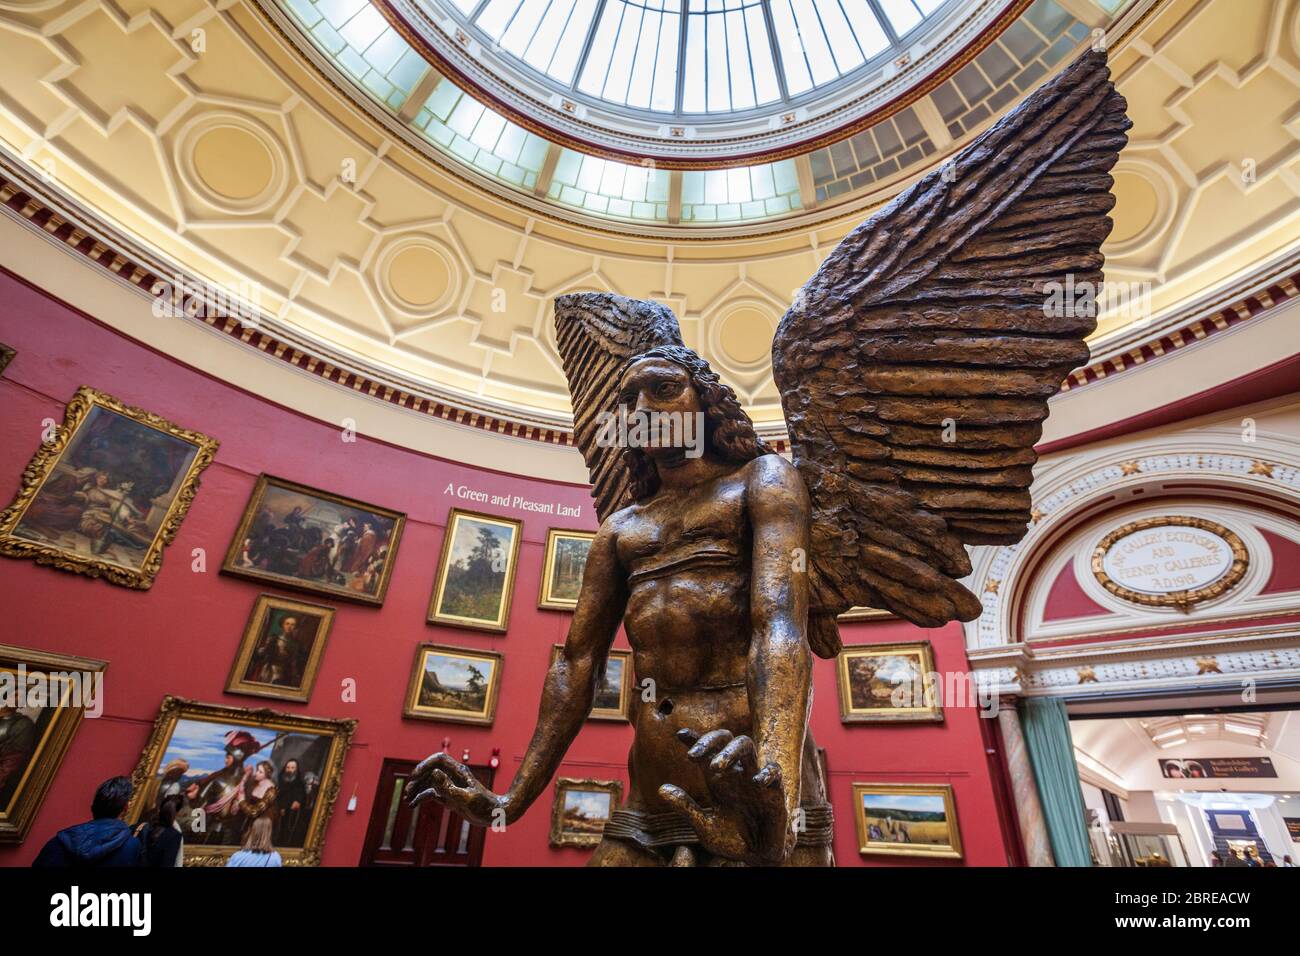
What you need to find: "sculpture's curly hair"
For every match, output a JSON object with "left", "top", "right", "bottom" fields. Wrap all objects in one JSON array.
[{"left": 622, "top": 344, "right": 773, "bottom": 501}]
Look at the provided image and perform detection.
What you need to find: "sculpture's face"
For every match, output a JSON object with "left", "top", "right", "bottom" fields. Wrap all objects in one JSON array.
[{"left": 617, "top": 357, "right": 702, "bottom": 461}]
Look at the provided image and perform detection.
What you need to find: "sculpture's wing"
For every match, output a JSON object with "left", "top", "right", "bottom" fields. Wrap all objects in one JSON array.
[
  {"left": 555, "top": 292, "right": 684, "bottom": 521},
  {"left": 773, "top": 50, "right": 1130, "bottom": 651}
]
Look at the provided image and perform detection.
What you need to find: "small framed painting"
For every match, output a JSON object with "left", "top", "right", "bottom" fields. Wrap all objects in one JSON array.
[
  {"left": 550, "top": 645, "right": 632, "bottom": 721},
  {"left": 427, "top": 509, "right": 522, "bottom": 632},
  {"left": 0, "top": 643, "right": 107, "bottom": 843},
  {"left": 225, "top": 595, "right": 336, "bottom": 703},
  {"left": 404, "top": 643, "right": 503, "bottom": 726},
  {"left": 836, "top": 641, "right": 942, "bottom": 723},
  {"left": 0, "top": 386, "right": 218, "bottom": 589},
  {"left": 852, "top": 783, "right": 963, "bottom": 859},
  {"left": 538, "top": 528, "right": 595, "bottom": 610},
  {"left": 222, "top": 475, "right": 405, "bottom": 606},
  {"left": 125, "top": 697, "right": 356, "bottom": 866},
  {"left": 549, "top": 777, "right": 622, "bottom": 848}
]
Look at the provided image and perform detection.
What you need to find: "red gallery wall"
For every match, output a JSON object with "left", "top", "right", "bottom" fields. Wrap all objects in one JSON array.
[{"left": 0, "top": 267, "right": 1011, "bottom": 866}]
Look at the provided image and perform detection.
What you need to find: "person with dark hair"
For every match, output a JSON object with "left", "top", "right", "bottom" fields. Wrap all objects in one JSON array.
[
  {"left": 32, "top": 775, "right": 143, "bottom": 867},
  {"left": 134, "top": 794, "right": 184, "bottom": 867}
]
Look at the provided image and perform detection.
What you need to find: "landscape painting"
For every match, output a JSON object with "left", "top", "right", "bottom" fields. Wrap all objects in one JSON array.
[
  {"left": 837, "top": 642, "right": 941, "bottom": 723},
  {"left": 538, "top": 528, "right": 595, "bottom": 609},
  {"left": 853, "top": 784, "right": 963, "bottom": 859},
  {"left": 428, "top": 509, "right": 522, "bottom": 632},
  {"left": 222, "top": 475, "right": 404, "bottom": 605},
  {"left": 404, "top": 643, "right": 503, "bottom": 725},
  {"left": 549, "top": 778, "right": 622, "bottom": 848},
  {"left": 550, "top": 644, "right": 630, "bottom": 721}
]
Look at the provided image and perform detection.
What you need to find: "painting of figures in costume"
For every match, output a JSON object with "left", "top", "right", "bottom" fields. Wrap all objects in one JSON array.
[
  {"left": 836, "top": 642, "right": 942, "bottom": 723},
  {"left": 538, "top": 529, "right": 595, "bottom": 609},
  {"left": 549, "top": 778, "right": 622, "bottom": 848},
  {"left": 222, "top": 475, "right": 404, "bottom": 606},
  {"left": 428, "top": 509, "right": 522, "bottom": 632},
  {"left": 852, "top": 784, "right": 963, "bottom": 859},
  {"left": 0, "top": 644, "right": 106, "bottom": 843},
  {"left": 126, "top": 698, "right": 354, "bottom": 866},
  {"left": 226, "top": 595, "right": 335, "bottom": 703},
  {"left": 0, "top": 387, "right": 218, "bottom": 588},
  {"left": 404, "top": 644, "right": 502, "bottom": 725}
]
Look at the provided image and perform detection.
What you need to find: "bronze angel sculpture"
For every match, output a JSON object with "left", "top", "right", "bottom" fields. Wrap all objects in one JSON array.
[{"left": 407, "top": 50, "right": 1129, "bottom": 866}]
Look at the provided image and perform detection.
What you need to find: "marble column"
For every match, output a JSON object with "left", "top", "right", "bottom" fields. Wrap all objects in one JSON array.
[{"left": 997, "top": 697, "right": 1056, "bottom": 867}]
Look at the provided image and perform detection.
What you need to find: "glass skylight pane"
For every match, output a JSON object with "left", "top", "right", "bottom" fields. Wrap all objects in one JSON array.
[
  {"left": 547, "top": 0, "right": 599, "bottom": 82},
  {"left": 650, "top": 10, "right": 680, "bottom": 110},
  {"left": 839, "top": 0, "right": 889, "bottom": 59},
  {"left": 626, "top": 9, "right": 664, "bottom": 108},
  {"left": 725, "top": 10, "right": 755, "bottom": 110},
  {"left": 477, "top": 1, "right": 525, "bottom": 39},
  {"left": 706, "top": 13, "right": 729, "bottom": 110},
  {"left": 878, "top": 0, "right": 924, "bottom": 34},
  {"left": 745, "top": 5, "right": 780, "bottom": 104},
  {"left": 576, "top": 1, "right": 624, "bottom": 94},
  {"left": 682, "top": 14, "right": 706, "bottom": 111},
  {"left": 789, "top": 0, "right": 838, "bottom": 85},
  {"left": 819, "top": 1, "right": 866, "bottom": 73},
  {"left": 501, "top": 1, "right": 548, "bottom": 56},
  {"left": 769, "top": 1, "right": 813, "bottom": 96},
  {"left": 603, "top": 3, "right": 644, "bottom": 102}
]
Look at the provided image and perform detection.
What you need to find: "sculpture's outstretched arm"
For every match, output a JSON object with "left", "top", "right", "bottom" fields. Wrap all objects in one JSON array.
[{"left": 406, "top": 520, "right": 627, "bottom": 826}]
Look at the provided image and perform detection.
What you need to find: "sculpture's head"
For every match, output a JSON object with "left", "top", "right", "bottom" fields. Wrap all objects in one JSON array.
[{"left": 616, "top": 344, "right": 771, "bottom": 500}]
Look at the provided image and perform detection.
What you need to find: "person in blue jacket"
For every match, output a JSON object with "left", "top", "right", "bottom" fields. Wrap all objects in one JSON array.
[{"left": 32, "top": 776, "right": 143, "bottom": 867}]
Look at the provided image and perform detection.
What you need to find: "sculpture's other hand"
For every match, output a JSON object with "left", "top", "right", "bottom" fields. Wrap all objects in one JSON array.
[
  {"left": 658, "top": 728, "right": 792, "bottom": 865},
  {"left": 405, "top": 752, "right": 507, "bottom": 827}
]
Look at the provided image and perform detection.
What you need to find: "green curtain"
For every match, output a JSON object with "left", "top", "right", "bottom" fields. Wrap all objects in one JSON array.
[{"left": 1019, "top": 697, "right": 1092, "bottom": 867}]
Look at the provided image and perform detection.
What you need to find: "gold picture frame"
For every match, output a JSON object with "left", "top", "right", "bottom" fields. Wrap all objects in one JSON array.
[
  {"left": 225, "top": 594, "right": 336, "bottom": 703},
  {"left": 0, "top": 643, "right": 107, "bottom": 843},
  {"left": 125, "top": 696, "right": 355, "bottom": 866},
  {"left": 538, "top": 528, "right": 595, "bottom": 610},
  {"left": 427, "top": 508, "right": 523, "bottom": 632},
  {"left": 403, "top": 642, "right": 503, "bottom": 725},
  {"left": 837, "top": 641, "right": 942, "bottom": 723},
  {"left": 221, "top": 474, "right": 405, "bottom": 606},
  {"left": 550, "top": 644, "right": 632, "bottom": 721},
  {"left": 852, "top": 783, "right": 963, "bottom": 859},
  {"left": 0, "top": 343, "right": 14, "bottom": 376},
  {"left": 1091, "top": 515, "right": 1249, "bottom": 609},
  {"left": 549, "top": 777, "right": 623, "bottom": 848},
  {"left": 839, "top": 606, "right": 895, "bottom": 622},
  {"left": 0, "top": 386, "right": 218, "bottom": 589}
]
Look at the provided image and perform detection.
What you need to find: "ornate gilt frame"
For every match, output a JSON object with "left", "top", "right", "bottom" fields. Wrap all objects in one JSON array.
[
  {"left": 124, "top": 696, "right": 356, "bottom": 866},
  {"left": 427, "top": 507, "right": 523, "bottom": 632},
  {"left": 403, "top": 642, "right": 503, "bottom": 725},
  {"left": 836, "top": 641, "right": 943, "bottom": 724},
  {"left": 852, "top": 782, "right": 963, "bottom": 860},
  {"left": 224, "top": 594, "right": 336, "bottom": 703},
  {"left": 0, "top": 643, "right": 108, "bottom": 843},
  {"left": 549, "top": 777, "right": 623, "bottom": 848},
  {"left": 550, "top": 644, "right": 631, "bottom": 721},
  {"left": 537, "top": 527, "right": 595, "bottom": 610},
  {"left": 0, "top": 386, "right": 219, "bottom": 589},
  {"left": 221, "top": 474, "right": 406, "bottom": 606},
  {"left": 1091, "top": 515, "right": 1249, "bottom": 610}
]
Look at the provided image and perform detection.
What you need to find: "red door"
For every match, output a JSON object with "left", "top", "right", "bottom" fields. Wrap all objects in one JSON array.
[{"left": 359, "top": 758, "right": 496, "bottom": 867}]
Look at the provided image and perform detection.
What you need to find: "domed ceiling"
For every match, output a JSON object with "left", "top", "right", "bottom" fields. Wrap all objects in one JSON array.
[{"left": 0, "top": 0, "right": 1298, "bottom": 446}]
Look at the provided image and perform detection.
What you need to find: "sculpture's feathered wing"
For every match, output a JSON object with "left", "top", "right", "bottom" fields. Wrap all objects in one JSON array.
[
  {"left": 773, "top": 50, "right": 1130, "bottom": 653},
  {"left": 555, "top": 292, "right": 684, "bottom": 521}
]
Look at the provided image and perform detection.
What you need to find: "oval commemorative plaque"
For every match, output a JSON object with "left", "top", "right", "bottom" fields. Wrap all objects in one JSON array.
[{"left": 1091, "top": 516, "right": 1248, "bottom": 608}]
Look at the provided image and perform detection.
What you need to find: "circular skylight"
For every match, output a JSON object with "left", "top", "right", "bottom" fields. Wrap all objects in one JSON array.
[{"left": 438, "top": 0, "right": 954, "bottom": 117}]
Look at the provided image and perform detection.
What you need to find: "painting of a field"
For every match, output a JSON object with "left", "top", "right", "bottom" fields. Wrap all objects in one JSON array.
[{"left": 853, "top": 784, "right": 962, "bottom": 858}]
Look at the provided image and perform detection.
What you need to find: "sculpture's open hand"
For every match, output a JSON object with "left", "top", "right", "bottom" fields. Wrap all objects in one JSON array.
[
  {"left": 404, "top": 751, "right": 507, "bottom": 827},
  {"left": 658, "top": 727, "right": 792, "bottom": 865}
]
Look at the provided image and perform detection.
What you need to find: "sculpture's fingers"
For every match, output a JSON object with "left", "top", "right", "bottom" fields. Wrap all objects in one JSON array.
[
  {"left": 675, "top": 727, "right": 700, "bottom": 748},
  {"left": 658, "top": 784, "right": 710, "bottom": 833},
  {"left": 711, "top": 735, "right": 758, "bottom": 775},
  {"left": 753, "top": 762, "right": 783, "bottom": 790},
  {"left": 409, "top": 788, "right": 441, "bottom": 808},
  {"left": 686, "top": 729, "right": 733, "bottom": 762},
  {"left": 428, "top": 752, "right": 474, "bottom": 786}
]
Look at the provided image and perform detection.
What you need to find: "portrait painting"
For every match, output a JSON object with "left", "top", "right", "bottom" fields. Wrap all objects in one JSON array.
[
  {"left": 0, "top": 644, "right": 106, "bottom": 843},
  {"left": 837, "top": 642, "right": 942, "bottom": 723},
  {"left": 428, "top": 509, "right": 522, "bottom": 632},
  {"left": 225, "top": 595, "right": 335, "bottom": 703},
  {"left": 538, "top": 528, "right": 595, "bottom": 610},
  {"left": 404, "top": 643, "right": 503, "bottom": 725},
  {"left": 549, "top": 778, "right": 623, "bottom": 848},
  {"left": 0, "top": 387, "right": 218, "bottom": 589},
  {"left": 222, "top": 475, "right": 405, "bottom": 606},
  {"left": 852, "top": 783, "right": 963, "bottom": 859},
  {"left": 550, "top": 645, "right": 631, "bottom": 721},
  {"left": 126, "top": 697, "right": 355, "bottom": 866}
]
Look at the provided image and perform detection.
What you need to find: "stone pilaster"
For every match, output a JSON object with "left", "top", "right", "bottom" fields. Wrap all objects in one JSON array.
[{"left": 997, "top": 697, "right": 1056, "bottom": 867}]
